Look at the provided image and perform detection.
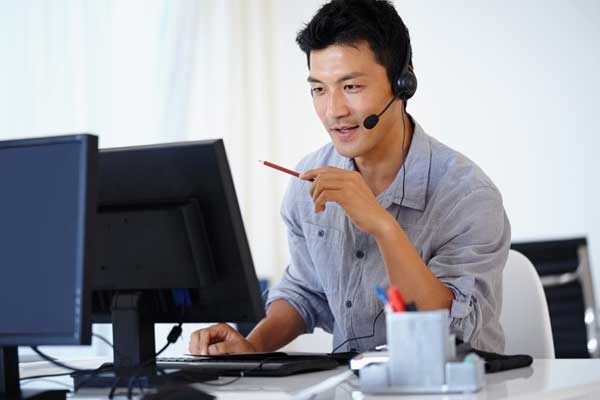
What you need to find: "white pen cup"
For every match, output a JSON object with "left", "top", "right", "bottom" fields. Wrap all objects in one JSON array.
[{"left": 386, "top": 309, "right": 449, "bottom": 386}]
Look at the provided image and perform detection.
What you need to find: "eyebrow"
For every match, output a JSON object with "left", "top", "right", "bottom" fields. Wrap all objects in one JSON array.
[{"left": 307, "top": 72, "right": 366, "bottom": 83}]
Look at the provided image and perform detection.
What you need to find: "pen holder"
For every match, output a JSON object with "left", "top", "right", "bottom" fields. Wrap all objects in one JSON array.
[{"left": 386, "top": 309, "right": 449, "bottom": 386}]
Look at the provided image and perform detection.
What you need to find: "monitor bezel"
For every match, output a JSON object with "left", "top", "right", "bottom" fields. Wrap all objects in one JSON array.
[{"left": 0, "top": 134, "right": 96, "bottom": 346}]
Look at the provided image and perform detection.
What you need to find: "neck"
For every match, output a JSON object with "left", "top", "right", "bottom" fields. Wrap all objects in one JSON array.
[{"left": 354, "top": 111, "right": 414, "bottom": 196}]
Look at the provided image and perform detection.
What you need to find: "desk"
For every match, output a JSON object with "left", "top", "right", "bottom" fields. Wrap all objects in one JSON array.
[{"left": 19, "top": 358, "right": 600, "bottom": 399}]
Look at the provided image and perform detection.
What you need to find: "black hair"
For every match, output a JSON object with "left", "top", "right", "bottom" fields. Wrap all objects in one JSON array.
[{"left": 296, "top": 0, "right": 413, "bottom": 94}]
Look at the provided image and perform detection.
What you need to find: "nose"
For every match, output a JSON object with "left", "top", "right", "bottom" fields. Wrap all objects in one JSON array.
[{"left": 326, "top": 89, "right": 350, "bottom": 120}]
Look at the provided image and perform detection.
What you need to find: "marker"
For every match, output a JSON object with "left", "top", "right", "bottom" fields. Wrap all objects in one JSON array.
[{"left": 387, "top": 287, "right": 406, "bottom": 312}]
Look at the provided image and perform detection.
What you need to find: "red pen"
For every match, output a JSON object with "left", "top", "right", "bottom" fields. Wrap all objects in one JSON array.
[
  {"left": 259, "top": 160, "right": 300, "bottom": 178},
  {"left": 387, "top": 287, "right": 407, "bottom": 312},
  {"left": 259, "top": 160, "right": 315, "bottom": 181}
]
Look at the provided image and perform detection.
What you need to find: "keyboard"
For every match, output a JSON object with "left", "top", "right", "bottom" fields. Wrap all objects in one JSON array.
[{"left": 157, "top": 352, "right": 355, "bottom": 377}]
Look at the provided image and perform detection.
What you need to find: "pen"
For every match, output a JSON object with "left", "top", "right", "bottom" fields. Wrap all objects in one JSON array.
[
  {"left": 387, "top": 286, "right": 406, "bottom": 312},
  {"left": 259, "top": 160, "right": 301, "bottom": 178},
  {"left": 375, "top": 286, "right": 388, "bottom": 305}
]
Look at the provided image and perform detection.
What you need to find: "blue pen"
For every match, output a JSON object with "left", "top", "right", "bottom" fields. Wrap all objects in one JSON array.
[{"left": 375, "top": 286, "right": 388, "bottom": 305}]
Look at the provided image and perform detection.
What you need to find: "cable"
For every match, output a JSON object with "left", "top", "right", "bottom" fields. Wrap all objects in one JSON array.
[
  {"left": 73, "top": 331, "right": 140, "bottom": 392},
  {"left": 125, "top": 321, "right": 184, "bottom": 399},
  {"left": 20, "top": 372, "right": 72, "bottom": 381},
  {"left": 399, "top": 101, "right": 407, "bottom": 209},
  {"left": 72, "top": 308, "right": 185, "bottom": 397},
  {"left": 332, "top": 103, "right": 410, "bottom": 354},
  {"left": 108, "top": 376, "right": 121, "bottom": 399},
  {"left": 30, "top": 347, "right": 91, "bottom": 373},
  {"left": 31, "top": 334, "right": 122, "bottom": 375},
  {"left": 92, "top": 332, "right": 115, "bottom": 349},
  {"left": 331, "top": 307, "right": 385, "bottom": 354}
]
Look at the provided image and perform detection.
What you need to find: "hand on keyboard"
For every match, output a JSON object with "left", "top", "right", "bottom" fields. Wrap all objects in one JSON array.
[{"left": 189, "top": 323, "right": 257, "bottom": 355}]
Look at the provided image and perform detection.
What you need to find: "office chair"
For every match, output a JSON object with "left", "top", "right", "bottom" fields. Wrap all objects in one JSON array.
[
  {"left": 500, "top": 249, "right": 555, "bottom": 358},
  {"left": 511, "top": 238, "right": 599, "bottom": 358}
]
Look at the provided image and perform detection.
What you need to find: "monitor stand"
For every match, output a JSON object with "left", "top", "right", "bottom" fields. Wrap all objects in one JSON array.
[
  {"left": 72, "top": 293, "right": 216, "bottom": 391},
  {"left": 1, "top": 346, "right": 67, "bottom": 400}
]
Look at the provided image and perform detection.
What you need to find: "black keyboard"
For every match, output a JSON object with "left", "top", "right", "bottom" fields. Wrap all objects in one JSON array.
[{"left": 156, "top": 352, "right": 355, "bottom": 377}]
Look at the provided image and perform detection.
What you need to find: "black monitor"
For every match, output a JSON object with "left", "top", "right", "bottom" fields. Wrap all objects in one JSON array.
[
  {"left": 0, "top": 134, "right": 97, "bottom": 400},
  {"left": 76, "top": 138, "right": 265, "bottom": 387}
]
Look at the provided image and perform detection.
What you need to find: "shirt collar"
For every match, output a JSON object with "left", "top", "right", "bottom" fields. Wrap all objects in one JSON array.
[{"left": 340, "top": 118, "right": 431, "bottom": 211}]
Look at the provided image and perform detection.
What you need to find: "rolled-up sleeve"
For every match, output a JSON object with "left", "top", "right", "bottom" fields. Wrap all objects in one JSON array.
[
  {"left": 265, "top": 178, "right": 334, "bottom": 334},
  {"left": 428, "top": 187, "right": 510, "bottom": 349}
]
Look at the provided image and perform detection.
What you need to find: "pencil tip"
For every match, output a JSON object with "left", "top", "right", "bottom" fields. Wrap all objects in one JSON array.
[{"left": 258, "top": 159, "right": 263, "bottom": 163}]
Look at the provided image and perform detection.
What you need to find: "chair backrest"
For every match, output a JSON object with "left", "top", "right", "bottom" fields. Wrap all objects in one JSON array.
[
  {"left": 511, "top": 238, "right": 597, "bottom": 358},
  {"left": 500, "top": 249, "right": 555, "bottom": 358}
]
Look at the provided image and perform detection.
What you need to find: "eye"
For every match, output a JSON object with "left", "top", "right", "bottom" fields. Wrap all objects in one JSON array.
[
  {"left": 344, "top": 84, "right": 362, "bottom": 92},
  {"left": 310, "top": 86, "right": 324, "bottom": 96}
]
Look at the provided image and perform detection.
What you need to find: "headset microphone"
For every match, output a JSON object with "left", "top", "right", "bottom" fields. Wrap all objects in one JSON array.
[{"left": 363, "top": 94, "right": 400, "bottom": 130}]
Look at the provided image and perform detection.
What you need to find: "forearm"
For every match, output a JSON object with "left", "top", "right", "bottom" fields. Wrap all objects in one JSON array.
[
  {"left": 374, "top": 215, "right": 453, "bottom": 311},
  {"left": 245, "top": 299, "right": 306, "bottom": 352}
]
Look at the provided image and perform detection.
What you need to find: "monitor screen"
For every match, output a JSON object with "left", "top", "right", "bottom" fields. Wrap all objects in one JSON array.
[{"left": 0, "top": 134, "right": 96, "bottom": 346}]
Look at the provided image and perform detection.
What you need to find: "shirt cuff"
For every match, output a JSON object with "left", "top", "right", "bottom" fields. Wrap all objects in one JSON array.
[{"left": 444, "top": 275, "right": 478, "bottom": 342}]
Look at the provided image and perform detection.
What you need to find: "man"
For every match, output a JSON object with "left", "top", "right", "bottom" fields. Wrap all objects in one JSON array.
[{"left": 189, "top": 0, "right": 510, "bottom": 355}]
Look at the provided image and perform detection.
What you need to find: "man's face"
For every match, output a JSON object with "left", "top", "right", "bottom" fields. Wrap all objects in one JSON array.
[{"left": 308, "top": 41, "right": 397, "bottom": 159}]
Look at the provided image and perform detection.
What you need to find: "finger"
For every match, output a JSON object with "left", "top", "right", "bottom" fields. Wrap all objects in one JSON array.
[
  {"left": 300, "top": 166, "right": 336, "bottom": 181},
  {"left": 189, "top": 329, "right": 209, "bottom": 355},
  {"left": 189, "top": 330, "right": 200, "bottom": 354},
  {"left": 208, "top": 341, "right": 231, "bottom": 355},
  {"left": 209, "top": 339, "right": 253, "bottom": 355},
  {"left": 197, "top": 329, "right": 213, "bottom": 356},
  {"left": 314, "top": 189, "right": 341, "bottom": 213},
  {"left": 300, "top": 168, "right": 321, "bottom": 181},
  {"left": 311, "top": 178, "right": 345, "bottom": 203},
  {"left": 195, "top": 324, "right": 230, "bottom": 355}
]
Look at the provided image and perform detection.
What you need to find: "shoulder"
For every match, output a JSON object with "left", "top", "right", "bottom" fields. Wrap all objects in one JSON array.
[
  {"left": 427, "top": 133, "right": 503, "bottom": 208},
  {"left": 417, "top": 126, "right": 510, "bottom": 253}
]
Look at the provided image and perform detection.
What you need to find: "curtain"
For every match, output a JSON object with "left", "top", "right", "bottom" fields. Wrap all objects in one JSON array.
[{"left": 1, "top": 0, "right": 302, "bottom": 358}]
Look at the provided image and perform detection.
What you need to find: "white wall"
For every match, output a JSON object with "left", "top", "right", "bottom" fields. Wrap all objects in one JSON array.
[
  {"left": 401, "top": 0, "right": 600, "bottom": 296},
  {"left": 269, "top": 0, "right": 600, "bottom": 296},
  {"left": 3, "top": 1, "right": 600, "bottom": 357}
]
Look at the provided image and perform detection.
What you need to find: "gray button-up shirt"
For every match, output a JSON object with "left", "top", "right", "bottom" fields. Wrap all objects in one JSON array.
[{"left": 266, "top": 120, "right": 511, "bottom": 353}]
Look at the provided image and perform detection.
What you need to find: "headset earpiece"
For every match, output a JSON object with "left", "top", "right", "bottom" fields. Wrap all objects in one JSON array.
[
  {"left": 394, "top": 32, "right": 418, "bottom": 102},
  {"left": 363, "top": 29, "right": 417, "bottom": 129}
]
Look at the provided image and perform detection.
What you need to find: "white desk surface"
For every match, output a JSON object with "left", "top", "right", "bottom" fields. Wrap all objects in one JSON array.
[{"left": 19, "top": 357, "right": 600, "bottom": 399}]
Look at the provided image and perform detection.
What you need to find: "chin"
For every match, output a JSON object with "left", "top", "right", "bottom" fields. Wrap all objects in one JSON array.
[{"left": 332, "top": 141, "right": 362, "bottom": 159}]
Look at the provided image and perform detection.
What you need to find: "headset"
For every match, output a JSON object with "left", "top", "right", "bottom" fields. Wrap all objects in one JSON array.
[{"left": 363, "top": 29, "right": 417, "bottom": 129}]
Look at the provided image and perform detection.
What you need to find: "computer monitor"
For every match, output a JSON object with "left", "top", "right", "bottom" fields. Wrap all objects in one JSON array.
[
  {"left": 76, "top": 138, "right": 265, "bottom": 387},
  {"left": 0, "top": 134, "right": 97, "bottom": 400}
]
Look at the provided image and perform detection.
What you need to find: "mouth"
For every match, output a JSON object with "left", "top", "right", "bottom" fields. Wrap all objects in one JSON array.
[{"left": 331, "top": 125, "right": 360, "bottom": 139}]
